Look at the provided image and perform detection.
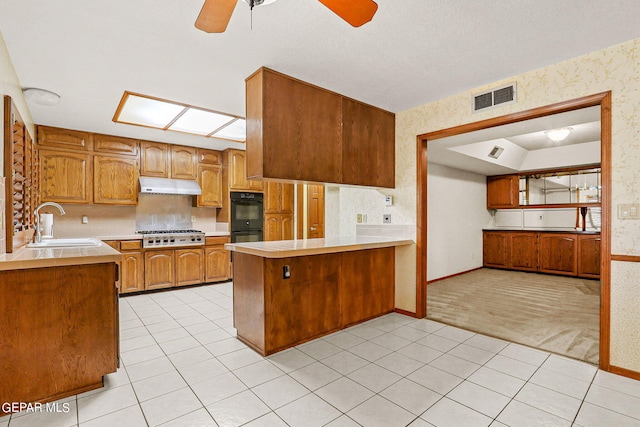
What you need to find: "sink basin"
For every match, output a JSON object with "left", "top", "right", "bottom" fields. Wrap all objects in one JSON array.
[{"left": 26, "top": 238, "right": 102, "bottom": 248}]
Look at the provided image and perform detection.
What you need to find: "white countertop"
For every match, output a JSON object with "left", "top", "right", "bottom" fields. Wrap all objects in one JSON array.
[
  {"left": 0, "top": 242, "right": 121, "bottom": 271},
  {"left": 225, "top": 236, "right": 414, "bottom": 258}
]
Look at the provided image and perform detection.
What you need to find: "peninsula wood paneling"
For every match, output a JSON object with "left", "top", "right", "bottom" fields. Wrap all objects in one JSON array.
[
  {"left": 0, "top": 263, "right": 117, "bottom": 407},
  {"left": 341, "top": 248, "right": 395, "bottom": 327},
  {"left": 232, "top": 247, "right": 395, "bottom": 356}
]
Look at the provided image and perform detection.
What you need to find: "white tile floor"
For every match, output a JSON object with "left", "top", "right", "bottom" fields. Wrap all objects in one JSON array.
[{"left": 4, "top": 282, "right": 640, "bottom": 427}]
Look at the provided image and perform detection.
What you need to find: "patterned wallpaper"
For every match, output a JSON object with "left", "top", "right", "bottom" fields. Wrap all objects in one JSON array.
[{"left": 330, "top": 36, "right": 640, "bottom": 372}]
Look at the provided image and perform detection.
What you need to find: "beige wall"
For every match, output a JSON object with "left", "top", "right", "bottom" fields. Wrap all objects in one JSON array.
[
  {"left": 0, "top": 30, "right": 34, "bottom": 171},
  {"left": 331, "top": 36, "right": 640, "bottom": 372}
]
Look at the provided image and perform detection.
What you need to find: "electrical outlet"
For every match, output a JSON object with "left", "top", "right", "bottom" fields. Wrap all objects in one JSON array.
[
  {"left": 357, "top": 214, "right": 363, "bottom": 223},
  {"left": 383, "top": 214, "right": 391, "bottom": 224},
  {"left": 191, "top": 215, "right": 196, "bottom": 222},
  {"left": 82, "top": 215, "right": 89, "bottom": 224}
]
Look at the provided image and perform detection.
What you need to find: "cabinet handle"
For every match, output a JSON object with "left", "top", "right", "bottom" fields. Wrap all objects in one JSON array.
[{"left": 310, "top": 227, "right": 317, "bottom": 231}]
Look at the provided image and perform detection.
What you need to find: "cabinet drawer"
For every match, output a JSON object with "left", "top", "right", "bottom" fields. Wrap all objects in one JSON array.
[
  {"left": 120, "top": 240, "right": 142, "bottom": 251},
  {"left": 103, "top": 240, "right": 120, "bottom": 250},
  {"left": 205, "top": 236, "right": 229, "bottom": 246}
]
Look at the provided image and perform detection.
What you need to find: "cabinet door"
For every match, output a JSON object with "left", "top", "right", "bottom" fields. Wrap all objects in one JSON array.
[
  {"left": 539, "top": 234, "right": 578, "bottom": 276},
  {"left": 264, "top": 215, "right": 281, "bottom": 241},
  {"left": 40, "top": 149, "right": 92, "bottom": 203},
  {"left": 196, "top": 165, "right": 223, "bottom": 207},
  {"left": 205, "top": 245, "right": 230, "bottom": 282},
  {"left": 37, "top": 125, "right": 92, "bottom": 151},
  {"left": 487, "top": 175, "right": 519, "bottom": 209},
  {"left": 483, "top": 232, "right": 510, "bottom": 268},
  {"left": 120, "top": 251, "right": 144, "bottom": 293},
  {"left": 264, "top": 182, "right": 280, "bottom": 214},
  {"left": 144, "top": 250, "right": 175, "bottom": 290},
  {"left": 342, "top": 98, "right": 395, "bottom": 188},
  {"left": 228, "top": 149, "right": 248, "bottom": 190},
  {"left": 281, "top": 215, "right": 294, "bottom": 240},
  {"left": 93, "top": 134, "right": 139, "bottom": 156},
  {"left": 198, "top": 148, "right": 221, "bottom": 165},
  {"left": 247, "top": 69, "right": 342, "bottom": 184},
  {"left": 279, "top": 184, "right": 294, "bottom": 214},
  {"left": 94, "top": 155, "right": 139, "bottom": 205},
  {"left": 578, "top": 234, "right": 601, "bottom": 279},
  {"left": 171, "top": 145, "right": 197, "bottom": 180},
  {"left": 509, "top": 232, "right": 538, "bottom": 271},
  {"left": 175, "top": 248, "right": 204, "bottom": 286},
  {"left": 140, "top": 141, "right": 169, "bottom": 177}
]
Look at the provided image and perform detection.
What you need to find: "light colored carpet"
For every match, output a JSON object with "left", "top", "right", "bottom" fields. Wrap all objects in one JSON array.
[{"left": 426, "top": 268, "right": 600, "bottom": 365}]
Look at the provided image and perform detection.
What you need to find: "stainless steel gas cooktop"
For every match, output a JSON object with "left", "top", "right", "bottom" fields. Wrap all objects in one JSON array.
[{"left": 137, "top": 229, "right": 205, "bottom": 248}]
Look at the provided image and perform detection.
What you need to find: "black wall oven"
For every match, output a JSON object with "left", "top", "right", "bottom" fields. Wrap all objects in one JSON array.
[{"left": 230, "top": 192, "right": 264, "bottom": 243}]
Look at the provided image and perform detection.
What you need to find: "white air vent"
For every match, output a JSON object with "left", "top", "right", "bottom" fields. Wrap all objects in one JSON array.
[
  {"left": 472, "top": 82, "right": 517, "bottom": 112},
  {"left": 487, "top": 146, "right": 504, "bottom": 159}
]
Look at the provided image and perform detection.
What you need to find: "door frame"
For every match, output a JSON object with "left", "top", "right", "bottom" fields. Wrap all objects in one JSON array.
[{"left": 416, "top": 92, "right": 612, "bottom": 370}]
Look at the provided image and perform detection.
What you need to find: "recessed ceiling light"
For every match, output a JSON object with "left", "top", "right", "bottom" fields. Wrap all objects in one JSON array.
[
  {"left": 113, "top": 91, "right": 246, "bottom": 142},
  {"left": 545, "top": 127, "right": 573, "bottom": 142}
]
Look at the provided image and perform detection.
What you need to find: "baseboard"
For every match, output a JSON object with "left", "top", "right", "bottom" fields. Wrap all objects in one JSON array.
[
  {"left": 609, "top": 365, "right": 640, "bottom": 381},
  {"left": 394, "top": 308, "right": 419, "bottom": 318},
  {"left": 427, "top": 267, "right": 483, "bottom": 285}
]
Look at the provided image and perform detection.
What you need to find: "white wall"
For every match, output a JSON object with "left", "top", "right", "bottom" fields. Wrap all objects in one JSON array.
[
  {"left": 427, "top": 163, "right": 492, "bottom": 281},
  {"left": 0, "top": 30, "right": 34, "bottom": 171}
]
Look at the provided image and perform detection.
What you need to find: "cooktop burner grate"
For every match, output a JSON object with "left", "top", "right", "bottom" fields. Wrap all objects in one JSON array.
[{"left": 136, "top": 229, "right": 203, "bottom": 234}]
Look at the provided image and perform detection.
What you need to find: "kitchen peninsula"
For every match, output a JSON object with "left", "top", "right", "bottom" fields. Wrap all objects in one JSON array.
[
  {"left": 0, "top": 242, "right": 121, "bottom": 410},
  {"left": 226, "top": 236, "right": 413, "bottom": 355}
]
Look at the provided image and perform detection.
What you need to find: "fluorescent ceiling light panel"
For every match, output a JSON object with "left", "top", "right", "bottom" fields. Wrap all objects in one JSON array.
[
  {"left": 116, "top": 94, "right": 185, "bottom": 128},
  {"left": 113, "top": 91, "right": 246, "bottom": 142},
  {"left": 213, "top": 119, "right": 246, "bottom": 141},
  {"left": 169, "top": 108, "right": 234, "bottom": 135}
]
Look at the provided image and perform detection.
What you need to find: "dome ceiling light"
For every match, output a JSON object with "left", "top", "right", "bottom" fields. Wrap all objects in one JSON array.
[{"left": 545, "top": 127, "right": 573, "bottom": 142}]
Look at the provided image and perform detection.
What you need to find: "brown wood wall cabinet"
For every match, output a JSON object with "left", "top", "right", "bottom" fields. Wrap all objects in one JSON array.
[
  {"left": 233, "top": 247, "right": 395, "bottom": 356},
  {"left": 245, "top": 67, "right": 395, "bottom": 188},
  {"left": 483, "top": 230, "right": 599, "bottom": 278},
  {"left": 217, "top": 148, "right": 264, "bottom": 223},
  {"left": 4, "top": 96, "right": 39, "bottom": 252},
  {"left": 37, "top": 125, "right": 223, "bottom": 208},
  {"left": 40, "top": 149, "right": 93, "bottom": 204},
  {"left": 0, "top": 263, "right": 118, "bottom": 407},
  {"left": 486, "top": 175, "right": 520, "bottom": 209},
  {"left": 264, "top": 181, "right": 294, "bottom": 241},
  {"left": 93, "top": 155, "right": 139, "bottom": 205},
  {"left": 112, "top": 237, "right": 230, "bottom": 294}
]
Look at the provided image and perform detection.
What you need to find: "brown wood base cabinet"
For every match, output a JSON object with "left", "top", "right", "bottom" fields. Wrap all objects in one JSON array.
[
  {"left": 0, "top": 263, "right": 118, "bottom": 410},
  {"left": 233, "top": 247, "right": 395, "bottom": 356},
  {"left": 483, "top": 230, "right": 599, "bottom": 279},
  {"left": 110, "top": 238, "right": 230, "bottom": 294}
]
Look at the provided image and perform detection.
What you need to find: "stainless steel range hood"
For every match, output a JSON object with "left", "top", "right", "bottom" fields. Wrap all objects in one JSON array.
[{"left": 139, "top": 177, "right": 202, "bottom": 195}]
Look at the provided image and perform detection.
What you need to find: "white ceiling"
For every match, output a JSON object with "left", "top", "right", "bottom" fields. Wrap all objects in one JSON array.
[
  {"left": 1, "top": 1, "right": 639, "bottom": 151},
  {"left": 428, "top": 106, "right": 602, "bottom": 176}
]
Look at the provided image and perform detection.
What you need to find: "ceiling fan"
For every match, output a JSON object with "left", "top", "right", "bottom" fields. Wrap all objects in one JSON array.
[{"left": 195, "top": 0, "right": 379, "bottom": 33}]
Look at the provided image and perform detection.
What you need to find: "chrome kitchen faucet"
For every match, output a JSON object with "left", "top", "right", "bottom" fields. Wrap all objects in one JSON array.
[{"left": 33, "top": 202, "right": 66, "bottom": 243}]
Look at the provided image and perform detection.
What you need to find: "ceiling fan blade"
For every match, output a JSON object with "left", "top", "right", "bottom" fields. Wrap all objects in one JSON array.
[
  {"left": 318, "top": 0, "right": 378, "bottom": 27},
  {"left": 195, "top": 0, "right": 238, "bottom": 33}
]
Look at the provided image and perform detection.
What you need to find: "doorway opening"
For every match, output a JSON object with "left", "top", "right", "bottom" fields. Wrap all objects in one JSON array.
[
  {"left": 416, "top": 92, "right": 612, "bottom": 369},
  {"left": 296, "top": 184, "right": 325, "bottom": 239}
]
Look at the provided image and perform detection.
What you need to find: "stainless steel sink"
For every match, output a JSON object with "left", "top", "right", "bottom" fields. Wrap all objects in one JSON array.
[{"left": 26, "top": 238, "right": 102, "bottom": 248}]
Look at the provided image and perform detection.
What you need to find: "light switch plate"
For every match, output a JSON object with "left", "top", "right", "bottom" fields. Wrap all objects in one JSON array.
[
  {"left": 385, "top": 196, "right": 393, "bottom": 206},
  {"left": 618, "top": 203, "right": 640, "bottom": 220}
]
